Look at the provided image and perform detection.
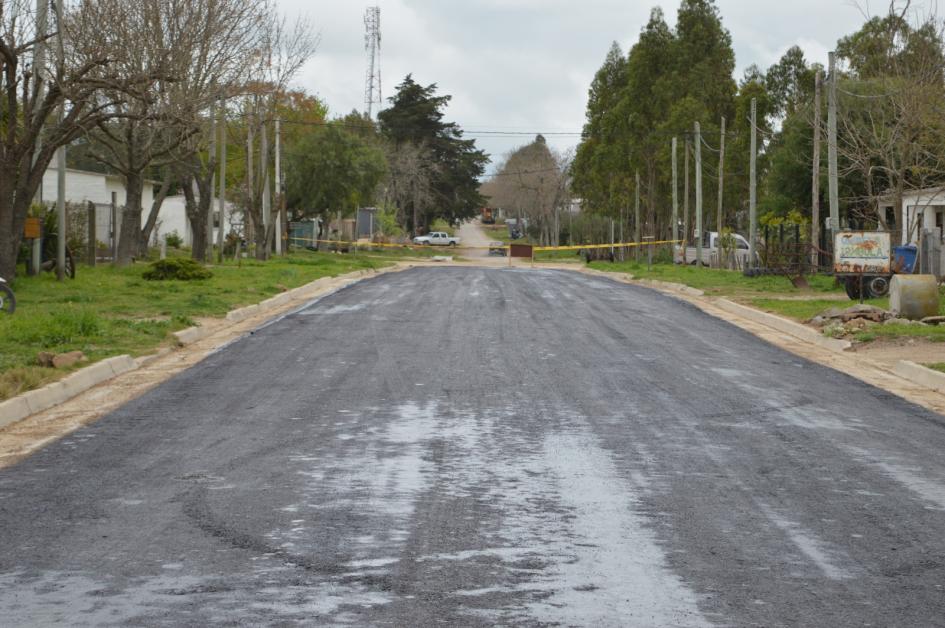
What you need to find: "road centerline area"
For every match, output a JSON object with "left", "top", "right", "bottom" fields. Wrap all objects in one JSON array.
[{"left": 1, "top": 267, "right": 945, "bottom": 626}]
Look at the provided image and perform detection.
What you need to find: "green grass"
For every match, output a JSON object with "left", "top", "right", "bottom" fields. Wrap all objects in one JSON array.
[
  {"left": 588, "top": 260, "right": 842, "bottom": 297},
  {"left": 0, "top": 250, "right": 390, "bottom": 400},
  {"left": 852, "top": 324, "right": 945, "bottom": 343},
  {"left": 927, "top": 363, "right": 945, "bottom": 374}
]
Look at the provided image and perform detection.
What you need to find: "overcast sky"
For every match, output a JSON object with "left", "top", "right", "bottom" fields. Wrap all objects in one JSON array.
[{"left": 278, "top": 1, "right": 936, "bottom": 175}]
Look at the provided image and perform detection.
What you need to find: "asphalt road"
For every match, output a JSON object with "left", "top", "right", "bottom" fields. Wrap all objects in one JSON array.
[{"left": 2, "top": 267, "right": 945, "bottom": 627}]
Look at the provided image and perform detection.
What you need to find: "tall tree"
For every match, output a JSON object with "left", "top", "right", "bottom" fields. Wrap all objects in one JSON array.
[
  {"left": 378, "top": 76, "right": 487, "bottom": 233},
  {"left": 284, "top": 122, "right": 386, "bottom": 243}
]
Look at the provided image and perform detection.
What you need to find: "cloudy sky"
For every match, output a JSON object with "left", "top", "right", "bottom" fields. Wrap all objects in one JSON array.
[{"left": 278, "top": 1, "right": 932, "bottom": 175}]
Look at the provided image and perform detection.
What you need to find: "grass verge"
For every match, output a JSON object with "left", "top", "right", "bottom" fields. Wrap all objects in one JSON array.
[
  {"left": 927, "top": 363, "right": 945, "bottom": 374},
  {"left": 0, "top": 250, "right": 390, "bottom": 401}
]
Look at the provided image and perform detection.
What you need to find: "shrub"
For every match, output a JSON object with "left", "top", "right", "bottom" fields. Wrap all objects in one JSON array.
[
  {"left": 143, "top": 258, "right": 213, "bottom": 281},
  {"left": 164, "top": 230, "right": 184, "bottom": 248}
]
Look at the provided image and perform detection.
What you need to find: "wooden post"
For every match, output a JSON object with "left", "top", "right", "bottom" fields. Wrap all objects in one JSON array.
[
  {"left": 217, "top": 103, "right": 227, "bottom": 263},
  {"left": 811, "top": 70, "right": 822, "bottom": 270},
  {"left": 827, "top": 52, "right": 840, "bottom": 234},
  {"left": 672, "top": 137, "right": 678, "bottom": 259},
  {"left": 684, "top": 137, "right": 690, "bottom": 263},
  {"left": 86, "top": 201, "right": 96, "bottom": 266},
  {"left": 695, "top": 121, "right": 703, "bottom": 267},
  {"left": 749, "top": 98, "right": 758, "bottom": 270},
  {"left": 634, "top": 171, "right": 641, "bottom": 262},
  {"left": 716, "top": 116, "right": 725, "bottom": 268}
]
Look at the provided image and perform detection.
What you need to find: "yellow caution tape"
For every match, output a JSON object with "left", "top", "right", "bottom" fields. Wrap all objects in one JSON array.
[{"left": 286, "top": 237, "right": 682, "bottom": 252}]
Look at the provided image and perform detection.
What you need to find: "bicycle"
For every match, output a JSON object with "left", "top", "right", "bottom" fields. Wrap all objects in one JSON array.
[{"left": 0, "top": 276, "right": 15, "bottom": 314}]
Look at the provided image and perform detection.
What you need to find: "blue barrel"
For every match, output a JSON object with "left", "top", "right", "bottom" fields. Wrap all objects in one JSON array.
[{"left": 892, "top": 244, "right": 918, "bottom": 273}]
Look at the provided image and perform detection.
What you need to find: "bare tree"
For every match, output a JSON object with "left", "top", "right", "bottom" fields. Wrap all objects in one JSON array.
[
  {"left": 0, "top": 0, "right": 153, "bottom": 279},
  {"left": 78, "top": 0, "right": 267, "bottom": 265},
  {"left": 481, "top": 136, "right": 570, "bottom": 245},
  {"left": 240, "top": 11, "right": 317, "bottom": 260},
  {"left": 385, "top": 141, "right": 438, "bottom": 237},
  {"left": 835, "top": 6, "right": 945, "bottom": 237}
]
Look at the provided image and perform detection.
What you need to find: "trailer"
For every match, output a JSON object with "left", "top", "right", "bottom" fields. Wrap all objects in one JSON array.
[{"left": 833, "top": 231, "right": 916, "bottom": 299}]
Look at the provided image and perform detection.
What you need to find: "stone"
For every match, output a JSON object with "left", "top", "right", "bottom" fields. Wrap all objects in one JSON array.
[
  {"left": 809, "top": 316, "right": 827, "bottom": 327},
  {"left": 820, "top": 307, "right": 845, "bottom": 319},
  {"left": 921, "top": 316, "right": 945, "bottom": 326},
  {"left": 36, "top": 352, "right": 56, "bottom": 368},
  {"left": 52, "top": 351, "right": 87, "bottom": 369}
]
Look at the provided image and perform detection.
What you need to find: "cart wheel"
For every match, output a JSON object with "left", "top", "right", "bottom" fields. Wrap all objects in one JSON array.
[{"left": 866, "top": 275, "right": 889, "bottom": 299}]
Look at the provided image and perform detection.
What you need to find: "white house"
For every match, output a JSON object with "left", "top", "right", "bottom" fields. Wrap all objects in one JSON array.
[
  {"left": 40, "top": 166, "right": 155, "bottom": 211},
  {"left": 879, "top": 187, "right": 945, "bottom": 245},
  {"left": 156, "top": 195, "right": 236, "bottom": 247},
  {"left": 40, "top": 166, "right": 156, "bottom": 252}
]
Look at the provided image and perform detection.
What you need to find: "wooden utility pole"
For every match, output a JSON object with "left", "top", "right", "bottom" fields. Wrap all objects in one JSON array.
[
  {"left": 716, "top": 116, "right": 726, "bottom": 268},
  {"left": 55, "top": 0, "right": 65, "bottom": 280},
  {"left": 30, "top": 0, "right": 48, "bottom": 276},
  {"left": 261, "top": 117, "right": 271, "bottom": 258},
  {"left": 812, "top": 70, "right": 822, "bottom": 269},
  {"left": 695, "top": 121, "right": 703, "bottom": 267},
  {"left": 245, "top": 109, "right": 254, "bottom": 253},
  {"left": 216, "top": 104, "right": 227, "bottom": 263},
  {"left": 684, "top": 137, "right": 690, "bottom": 263},
  {"left": 827, "top": 51, "right": 840, "bottom": 234},
  {"left": 672, "top": 137, "right": 678, "bottom": 253},
  {"left": 749, "top": 98, "right": 758, "bottom": 269},
  {"left": 275, "top": 117, "right": 283, "bottom": 255},
  {"left": 634, "top": 171, "right": 641, "bottom": 262},
  {"left": 207, "top": 107, "right": 216, "bottom": 262}
]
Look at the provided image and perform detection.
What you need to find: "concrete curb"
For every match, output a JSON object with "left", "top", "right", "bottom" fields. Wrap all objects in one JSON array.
[
  {"left": 0, "top": 355, "right": 136, "bottom": 430},
  {"left": 173, "top": 326, "right": 210, "bottom": 346},
  {"left": 894, "top": 361, "right": 945, "bottom": 394},
  {"left": 713, "top": 298, "right": 852, "bottom": 353},
  {"left": 637, "top": 278, "right": 705, "bottom": 297}
]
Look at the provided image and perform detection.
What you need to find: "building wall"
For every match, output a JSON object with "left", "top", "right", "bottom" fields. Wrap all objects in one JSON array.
[{"left": 156, "top": 196, "right": 234, "bottom": 247}]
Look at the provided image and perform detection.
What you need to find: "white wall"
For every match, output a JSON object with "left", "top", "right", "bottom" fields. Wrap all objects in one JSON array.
[{"left": 155, "top": 195, "right": 235, "bottom": 247}]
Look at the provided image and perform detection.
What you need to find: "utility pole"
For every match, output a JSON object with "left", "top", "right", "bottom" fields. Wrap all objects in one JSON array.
[
  {"left": 716, "top": 116, "right": 726, "bottom": 268},
  {"left": 812, "top": 70, "right": 822, "bottom": 269},
  {"left": 749, "top": 98, "right": 758, "bottom": 270},
  {"left": 30, "top": 0, "right": 48, "bottom": 276},
  {"left": 684, "top": 137, "right": 690, "bottom": 263},
  {"left": 672, "top": 137, "right": 678, "bottom": 255},
  {"left": 827, "top": 51, "right": 840, "bottom": 235},
  {"left": 634, "top": 171, "right": 641, "bottom": 262},
  {"left": 207, "top": 106, "right": 216, "bottom": 262},
  {"left": 275, "top": 118, "right": 282, "bottom": 255},
  {"left": 261, "top": 116, "right": 271, "bottom": 258},
  {"left": 216, "top": 104, "right": 227, "bottom": 263},
  {"left": 245, "top": 110, "right": 254, "bottom": 255},
  {"left": 695, "top": 121, "right": 703, "bottom": 267},
  {"left": 54, "top": 0, "right": 65, "bottom": 281}
]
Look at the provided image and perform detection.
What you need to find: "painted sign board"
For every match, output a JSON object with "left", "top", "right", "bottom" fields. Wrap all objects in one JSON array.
[
  {"left": 833, "top": 231, "right": 891, "bottom": 275},
  {"left": 23, "top": 217, "right": 41, "bottom": 239}
]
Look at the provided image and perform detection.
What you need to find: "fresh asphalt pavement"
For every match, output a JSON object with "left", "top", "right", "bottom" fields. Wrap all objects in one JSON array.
[{"left": 2, "top": 267, "right": 945, "bottom": 626}]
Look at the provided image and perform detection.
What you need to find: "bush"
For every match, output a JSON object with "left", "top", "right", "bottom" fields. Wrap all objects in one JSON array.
[
  {"left": 143, "top": 258, "right": 213, "bottom": 281},
  {"left": 164, "top": 230, "right": 184, "bottom": 248}
]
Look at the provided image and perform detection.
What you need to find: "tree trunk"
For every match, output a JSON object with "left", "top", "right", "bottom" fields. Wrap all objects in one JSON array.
[
  {"left": 115, "top": 173, "right": 144, "bottom": 266},
  {"left": 139, "top": 170, "right": 173, "bottom": 255},
  {"left": 181, "top": 177, "right": 209, "bottom": 261}
]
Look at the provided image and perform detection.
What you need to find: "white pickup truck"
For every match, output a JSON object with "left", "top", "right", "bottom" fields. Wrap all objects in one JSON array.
[
  {"left": 674, "top": 231, "right": 755, "bottom": 267},
  {"left": 413, "top": 231, "right": 461, "bottom": 246}
]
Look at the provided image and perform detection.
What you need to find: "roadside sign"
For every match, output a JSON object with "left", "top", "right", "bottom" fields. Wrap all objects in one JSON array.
[
  {"left": 23, "top": 217, "right": 41, "bottom": 239},
  {"left": 833, "top": 231, "right": 891, "bottom": 275}
]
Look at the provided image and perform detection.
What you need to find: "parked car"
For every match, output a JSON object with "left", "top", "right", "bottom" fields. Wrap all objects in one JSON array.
[
  {"left": 675, "top": 231, "right": 754, "bottom": 267},
  {"left": 413, "top": 231, "right": 461, "bottom": 246}
]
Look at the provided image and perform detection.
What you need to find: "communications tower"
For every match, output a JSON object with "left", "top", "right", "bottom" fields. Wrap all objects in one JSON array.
[{"left": 364, "top": 7, "right": 382, "bottom": 117}]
